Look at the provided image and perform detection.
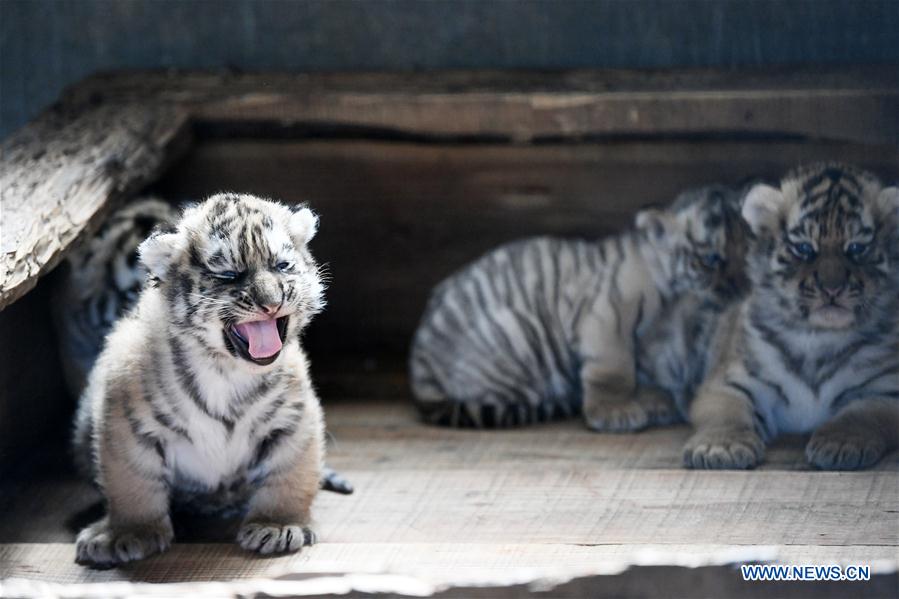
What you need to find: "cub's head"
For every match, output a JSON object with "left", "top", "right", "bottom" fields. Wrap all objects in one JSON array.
[
  {"left": 637, "top": 184, "right": 750, "bottom": 305},
  {"left": 138, "top": 193, "right": 325, "bottom": 367},
  {"left": 742, "top": 163, "right": 899, "bottom": 330}
]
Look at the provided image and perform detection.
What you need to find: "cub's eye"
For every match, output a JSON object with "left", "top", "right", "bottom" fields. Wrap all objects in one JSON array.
[
  {"left": 276, "top": 261, "right": 293, "bottom": 272},
  {"left": 789, "top": 242, "right": 816, "bottom": 261},
  {"left": 212, "top": 270, "right": 241, "bottom": 281},
  {"left": 845, "top": 242, "right": 869, "bottom": 259},
  {"left": 699, "top": 253, "right": 724, "bottom": 268}
]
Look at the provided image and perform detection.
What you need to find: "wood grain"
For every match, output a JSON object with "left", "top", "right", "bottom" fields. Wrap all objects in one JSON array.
[
  {"left": 64, "top": 68, "right": 899, "bottom": 144},
  {"left": 2, "top": 400, "right": 896, "bottom": 587},
  {"left": 1, "top": 68, "right": 897, "bottom": 595},
  {"left": 2, "top": 67, "right": 896, "bottom": 312},
  {"left": 3, "top": 542, "right": 899, "bottom": 586},
  {"left": 0, "top": 102, "right": 191, "bottom": 309}
]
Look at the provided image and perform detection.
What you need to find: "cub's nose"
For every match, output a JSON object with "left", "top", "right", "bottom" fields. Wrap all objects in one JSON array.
[
  {"left": 820, "top": 284, "right": 845, "bottom": 300},
  {"left": 259, "top": 302, "right": 281, "bottom": 316},
  {"left": 814, "top": 259, "right": 848, "bottom": 300}
]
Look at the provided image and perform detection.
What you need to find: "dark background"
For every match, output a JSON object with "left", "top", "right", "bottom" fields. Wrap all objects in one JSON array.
[{"left": 3, "top": 0, "right": 899, "bottom": 138}]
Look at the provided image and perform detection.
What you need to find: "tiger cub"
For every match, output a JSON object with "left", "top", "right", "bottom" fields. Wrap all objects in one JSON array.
[
  {"left": 410, "top": 185, "right": 749, "bottom": 430},
  {"left": 683, "top": 163, "right": 899, "bottom": 470},
  {"left": 74, "top": 194, "right": 326, "bottom": 567},
  {"left": 56, "top": 197, "right": 352, "bottom": 495}
]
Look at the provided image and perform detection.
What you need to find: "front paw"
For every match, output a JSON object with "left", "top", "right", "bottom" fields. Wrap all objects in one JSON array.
[
  {"left": 237, "top": 521, "right": 316, "bottom": 555},
  {"left": 683, "top": 426, "right": 764, "bottom": 469},
  {"left": 584, "top": 396, "right": 652, "bottom": 432},
  {"left": 75, "top": 516, "right": 173, "bottom": 568},
  {"left": 806, "top": 428, "right": 886, "bottom": 470}
]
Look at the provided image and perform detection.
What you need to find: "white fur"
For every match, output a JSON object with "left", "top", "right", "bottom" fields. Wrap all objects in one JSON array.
[
  {"left": 741, "top": 184, "right": 784, "bottom": 234},
  {"left": 73, "top": 194, "right": 326, "bottom": 566},
  {"left": 878, "top": 186, "right": 899, "bottom": 218},
  {"left": 289, "top": 208, "right": 318, "bottom": 246},
  {"left": 138, "top": 232, "right": 184, "bottom": 280}
]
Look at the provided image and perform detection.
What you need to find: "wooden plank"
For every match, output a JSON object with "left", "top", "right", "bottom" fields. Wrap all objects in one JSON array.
[
  {"left": 2, "top": 67, "right": 896, "bottom": 312},
  {"left": 64, "top": 68, "right": 899, "bottom": 100},
  {"left": 63, "top": 69, "right": 899, "bottom": 145},
  {"left": 321, "top": 399, "right": 895, "bottom": 473},
  {"left": 4, "top": 420, "right": 894, "bottom": 543},
  {"left": 154, "top": 139, "right": 899, "bottom": 356},
  {"left": 198, "top": 89, "right": 899, "bottom": 146},
  {"left": 313, "top": 469, "right": 897, "bottom": 546},
  {"left": 0, "top": 103, "right": 191, "bottom": 310},
  {"left": 3, "top": 542, "right": 898, "bottom": 586},
  {"left": 2, "top": 400, "right": 896, "bottom": 585}
]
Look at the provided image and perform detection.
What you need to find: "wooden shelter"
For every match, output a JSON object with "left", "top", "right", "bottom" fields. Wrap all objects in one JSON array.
[{"left": 1, "top": 68, "right": 897, "bottom": 596}]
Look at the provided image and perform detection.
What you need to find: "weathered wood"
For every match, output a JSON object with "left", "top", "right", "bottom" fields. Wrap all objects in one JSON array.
[
  {"left": 154, "top": 139, "right": 899, "bottom": 356},
  {"left": 2, "top": 67, "right": 896, "bottom": 312},
  {"left": 2, "top": 543, "right": 899, "bottom": 588},
  {"left": 64, "top": 69, "right": 899, "bottom": 145},
  {"left": 64, "top": 67, "right": 899, "bottom": 99},
  {"left": 1, "top": 400, "right": 896, "bottom": 587},
  {"left": 0, "top": 102, "right": 191, "bottom": 310}
]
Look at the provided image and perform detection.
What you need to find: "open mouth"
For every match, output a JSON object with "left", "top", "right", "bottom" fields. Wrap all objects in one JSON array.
[{"left": 224, "top": 316, "right": 289, "bottom": 365}]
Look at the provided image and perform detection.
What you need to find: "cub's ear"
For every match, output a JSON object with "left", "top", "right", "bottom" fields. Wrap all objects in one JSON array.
[
  {"left": 876, "top": 186, "right": 899, "bottom": 219},
  {"left": 635, "top": 208, "right": 673, "bottom": 240},
  {"left": 289, "top": 205, "right": 319, "bottom": 246},
  {"left": 741, "top": 184, "right": 784, "bottom": 235},
  {"left": 138, "top": 230, "right": 183, "bottom": 280}
]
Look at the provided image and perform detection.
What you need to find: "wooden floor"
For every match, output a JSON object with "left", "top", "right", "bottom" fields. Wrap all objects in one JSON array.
[{"left": 1, "top": 398, "right": 897, "bottom": 593}]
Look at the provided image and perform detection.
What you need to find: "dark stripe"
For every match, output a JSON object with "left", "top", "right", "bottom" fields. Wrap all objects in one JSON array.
[
  {"left": 169, "top": 337, "right": 235, "bottom": 432},
  {"left": 121, "top": 394, "right": 161, "bottom": 454},
  {"left": 831, "top": 363, "right": 899, "bottom": 412},
  {"left": 227, "top": 373, "right": 277, "bottom": 422}
]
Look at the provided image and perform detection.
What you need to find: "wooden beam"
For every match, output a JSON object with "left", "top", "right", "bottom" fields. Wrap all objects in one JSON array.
[
  {"left": 0, "top": 103, "right": 191, "bottom": 310},
  {"left": 2, "top": 67, "right": 897, "bottom": 311},
  {"left": 65, "top": 69, "right": 899, "bottom": 145}
]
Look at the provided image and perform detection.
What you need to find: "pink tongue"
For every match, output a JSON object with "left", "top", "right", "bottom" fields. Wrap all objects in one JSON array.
[{"left": 234, "top": 319, "right": 282, "bottom": 359}]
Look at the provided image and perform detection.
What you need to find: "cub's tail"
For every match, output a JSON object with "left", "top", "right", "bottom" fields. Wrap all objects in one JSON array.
[{"left": 409, "top": 351, "right": 569, "bottom": 428}]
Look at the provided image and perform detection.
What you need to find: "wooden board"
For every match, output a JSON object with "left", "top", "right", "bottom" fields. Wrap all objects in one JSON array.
[
  {"left": 3, "top": 543, "right": 899, "bottom": 591},
  {"left": 154, "top": 139, "right": 899, "bottom": 356},
  {"left": 2, "top": 67, "right": 897, "bottom": 312},
  {"left": 2, "top": 68, "right": 898, "bottom": 595},
  {"left": 2, "top": 399, "right": 896, "bottom": 590},
  {"left": 0, "top": 103, "right": 191, "bottom": 309},
  {"left": 62, "top": 69, "right": 899, "bottom": 145}
]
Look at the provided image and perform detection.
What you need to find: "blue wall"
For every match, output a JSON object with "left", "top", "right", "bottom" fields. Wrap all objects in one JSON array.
[{"left": 2, "top": 0, "right": 898, "bottom": 138}]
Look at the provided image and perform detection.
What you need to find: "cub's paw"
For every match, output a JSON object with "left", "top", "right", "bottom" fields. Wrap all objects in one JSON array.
[
  {"left": 635, "top": 388, "right": 680, "bottom": 427},
  {"left": 75, "top": 517, "right": 173, "bottom": 568},
  {"left": 584, "top": 397, "right": 651, "bottom": 432},
  {"left": 683, "top": 427, "right": 764, "bottom": 469},
  {"left": 806, "top": 429, "right": 886, "bottom": 471},
  {"left": 237, "top": 522, "right": 316, "bottom": 555}
]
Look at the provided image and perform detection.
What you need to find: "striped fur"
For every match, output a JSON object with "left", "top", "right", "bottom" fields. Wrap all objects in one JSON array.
[
  {"left": 410, "top": 185, "right": 749, "bottom": 431},
  {"left": 57, "top": 197, "right": 353, "bottom": 495},
  {"left": 73, "top": 194, "right": 326, "bottom": 567},
  {"left": 55, "top": 198, "right": 178, "bottom": 397},
  {"left": 684, "top": 163, "right": 899, "bottom": 470}
]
